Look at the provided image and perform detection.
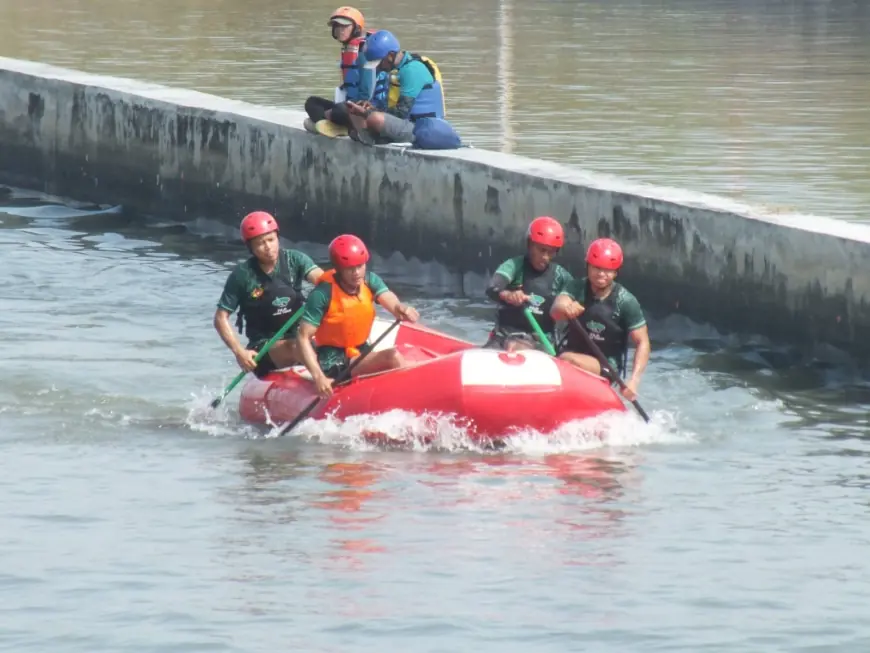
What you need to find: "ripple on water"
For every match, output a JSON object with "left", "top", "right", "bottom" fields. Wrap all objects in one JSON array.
[
  {"left": 4, "top": 191, "right": 870, "bottom": 651},
  {"left": 1, "top": 0, "right": 870, "bottom": 217}
]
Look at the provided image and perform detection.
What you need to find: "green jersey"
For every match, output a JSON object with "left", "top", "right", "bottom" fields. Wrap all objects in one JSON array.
[{"left": 217, "top": 248, "right": 318, "bottom": 347}]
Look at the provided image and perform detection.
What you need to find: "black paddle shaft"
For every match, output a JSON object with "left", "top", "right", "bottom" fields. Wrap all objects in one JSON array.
[
  {"left": 568, "top": 317, "right": 651, "bottom": 423},
  {"left": 276, "top": 319, "right": 403, "bottom": 437}
]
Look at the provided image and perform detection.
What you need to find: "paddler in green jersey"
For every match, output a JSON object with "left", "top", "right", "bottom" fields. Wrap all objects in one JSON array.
[
  {"left": 550, "top": 237, "right": 650, "bottom": 401},
  {"left": 483, "top": 216, "right": 574, "bottom": 352},
  {"left": 213, "top": 211, "right": 324, "bottom": 379}
]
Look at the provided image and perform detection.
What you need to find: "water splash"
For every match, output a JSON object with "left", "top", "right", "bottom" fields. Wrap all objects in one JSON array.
[
  {"left": 183, "top": 387, "right": 261, "bottom": 438},
  {"left": 257, "top": 406, "right": 693, "bottom": 455}
]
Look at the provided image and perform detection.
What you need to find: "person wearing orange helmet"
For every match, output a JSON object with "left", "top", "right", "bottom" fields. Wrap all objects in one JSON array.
[
  {"left": 214, "top": 211, "right": 324, "bottom": 378},
  {"left": 483, "top": 216, "right": 574, "bottom": 352},
  {"left": 296, "top": 234, "right": 419, "bottom": 398},
  {"left": 303, "top": 6, "right": 376, "bottom": 137},
  {"left": 550, "top": 237, "right": 650, "bottom": 401}
]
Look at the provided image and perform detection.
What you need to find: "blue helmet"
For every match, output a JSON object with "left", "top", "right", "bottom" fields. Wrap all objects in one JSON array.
[{"left": 364, "top": 30, "right": 400, "bottom": 63}]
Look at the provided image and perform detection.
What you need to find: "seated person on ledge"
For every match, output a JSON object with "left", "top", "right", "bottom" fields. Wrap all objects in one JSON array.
[
  {"left": 344, "top": 29, "right": 446, "bottom": 145},
  {"left": 550, "top": 238, "right": 650, "bottom": 401},
  {"left": 303, "top": 6, "right": 376, "bottom": 138},
  {"left": 296, "top": 234, "right": 420, "bottom": 398}
]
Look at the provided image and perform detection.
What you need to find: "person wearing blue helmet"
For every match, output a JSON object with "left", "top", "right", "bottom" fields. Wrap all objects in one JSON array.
[{"left": 344, "top": 29, "right": 447, "bottom": 145}]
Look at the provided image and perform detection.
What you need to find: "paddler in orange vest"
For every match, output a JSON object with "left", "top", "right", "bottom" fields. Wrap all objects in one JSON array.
[
  {"left": 296, "top": 234, "right": 420, "bottom": 398},
  {"left": 303, "top": 6, "right": 373, "bottom": 138}
]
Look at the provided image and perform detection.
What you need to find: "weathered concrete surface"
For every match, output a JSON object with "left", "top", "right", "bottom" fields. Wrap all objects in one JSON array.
[{"left": 2, "top": 56, "right": 869, "bottom": 359}]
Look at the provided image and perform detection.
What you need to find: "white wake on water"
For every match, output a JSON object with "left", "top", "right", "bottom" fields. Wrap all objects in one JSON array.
[
  {"left": 276, "top": 408, "right": 692, "bottom": 454},
  {"left": 184, "top": 387, "right": 694, "bottom": 455}
]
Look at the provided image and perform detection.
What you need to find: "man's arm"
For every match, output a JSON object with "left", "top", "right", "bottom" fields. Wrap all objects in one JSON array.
[
  {"left": 386, "top": 61, "right": 429, "bottom": 119},
  {"left": 627, "top": 326, "right": 651, "bottom": 387},
  {"left": 306, "top": 267, "right": 324, "bottom": 285},
  {"left": 484, "top": 257, "right": 528, "bottom": 305},
  {"left": 369, "top": 272, "right": 419, "bottom": 322},
  {"left": 214, "top": 269, "right": 258, "bottom": 369},
  {"left": 376, "top": 291, "right": 405, "bottom": 318},
  {"left": 214, "top": 308, "right": 257, "bottom": 372},
  {"left": 296, "top": 320, "right": 324, "bottom": 379},
  {"left": 214, "top": 308, "right": 244, "bottom": 355},
  {"left": 386, "top": 95, "right": 416, "bottom": 119},
  {"left": 551, "top": 291, "right": 585, "bottom": 321},
  {"left": 621, "top": 292, "right": 650, "bottom": 391}
]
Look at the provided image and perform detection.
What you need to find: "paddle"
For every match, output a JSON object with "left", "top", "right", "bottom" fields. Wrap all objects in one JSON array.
[
  {"left": 209, "top": 306, "right": 305, "bottom": 409},
  {"left": 568, "top": 317, "right": 650, "bottom": 423},
  {"left": 276, "top": 318, "right": 403, "bottom": 437},
  {"left": 522, "top": 306, "right": 557, "bottom": 356}
]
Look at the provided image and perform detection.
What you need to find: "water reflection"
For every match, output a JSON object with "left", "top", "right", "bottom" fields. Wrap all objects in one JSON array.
[
  {"left": 231, "top": 447, "right": 309, "bottom": 525},
  {"left": 497, "top": 0, "right": 515, "bottom": 154},
  {"left": 311, "top": 461, "right": 391, "bottom": 569},
  {"left": 226, "top": 441, "right": 640, "bottom": 573},
  {"left": 419, "top": 454, "right": 636, "bottom": 552}
]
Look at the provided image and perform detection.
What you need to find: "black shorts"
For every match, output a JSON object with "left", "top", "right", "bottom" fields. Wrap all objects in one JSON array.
[
  {"left": 320, "top": 342, "right": 373, "bottom": 381},
  {"left": 248, "top": 341, "right": 280, "bottom": 380},
  {"left": 252, "top": 352, "right": 278, "bottom": 379}
]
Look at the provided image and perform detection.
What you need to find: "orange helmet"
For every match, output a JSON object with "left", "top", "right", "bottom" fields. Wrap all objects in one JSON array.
[{"left": 328, "top": 6, "right": 365, "bottom": 31}]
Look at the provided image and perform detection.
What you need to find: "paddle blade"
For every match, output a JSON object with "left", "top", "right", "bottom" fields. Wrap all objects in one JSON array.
[{"left": 631, "top": 400, "right": 651, "bottom": 423}]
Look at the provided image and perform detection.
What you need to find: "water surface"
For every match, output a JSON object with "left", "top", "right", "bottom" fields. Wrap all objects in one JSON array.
[
  {"left": 1, "top": 0, "right": 868, "bottom": 219},
  {"left": 2, "top": 187, "right": 870, "bottom": 651}
]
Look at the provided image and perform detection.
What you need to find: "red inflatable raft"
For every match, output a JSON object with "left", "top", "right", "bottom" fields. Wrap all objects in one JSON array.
[{"left": 238, "top": 318, "right": 627, "bottom": 442}]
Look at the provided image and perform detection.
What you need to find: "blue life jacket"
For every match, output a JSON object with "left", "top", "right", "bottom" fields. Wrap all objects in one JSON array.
[{"left": 373, "top": 52, "right": 446, "bottom": 121}]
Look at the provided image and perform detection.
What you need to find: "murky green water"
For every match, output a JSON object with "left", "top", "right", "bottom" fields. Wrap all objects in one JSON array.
[
  {"left": 1, "top": 0, "right": 869, "bottom": 219},
  {"left": 2, "top": 186, "right": 870, "bottom": 652},
  {"left": 3, "top": 1, "right": 870, "bottom": 650}
]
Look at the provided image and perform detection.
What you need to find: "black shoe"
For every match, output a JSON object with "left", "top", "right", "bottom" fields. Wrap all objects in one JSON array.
[{"left": 349, "top": 128, "right": 375, "bottom": 146}]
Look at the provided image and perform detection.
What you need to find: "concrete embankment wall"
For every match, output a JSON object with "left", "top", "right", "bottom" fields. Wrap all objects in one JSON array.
[{"left": 1, "top": 56, "right": 869, "bottom": 360}]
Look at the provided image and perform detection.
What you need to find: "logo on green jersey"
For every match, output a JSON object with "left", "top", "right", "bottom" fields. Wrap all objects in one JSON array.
[
  {"left": 586, "top": 320, "right": 606, "bottom": 333},
  {"left": 526, "top": 293, "right": 546, "bottom": 314}
]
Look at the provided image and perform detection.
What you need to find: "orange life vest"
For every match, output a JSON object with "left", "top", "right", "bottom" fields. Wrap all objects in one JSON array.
[{"left": 314, "top": 269, "right": 376, "bottom": 358}]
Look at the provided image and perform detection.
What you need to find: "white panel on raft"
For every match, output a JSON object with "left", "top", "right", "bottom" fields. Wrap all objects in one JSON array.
[
  {"left": 369, "top": 317, "right": 401, "bottom": 352},
  {"left": 273, "top": 365, "right": 314, "bottom": 380},
  {"left": 460, "top": 349, "right": 562, "bottom": 387}
]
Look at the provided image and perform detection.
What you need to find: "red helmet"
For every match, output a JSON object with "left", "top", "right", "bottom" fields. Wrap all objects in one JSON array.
[
  {"left": 329, "top": 234, "right": 369, "bottom": 267},
  {"left": 527, "top": 216, "right": 564, "bottom": 248},
  {"left": 586, "top": 238, "right": 623, "bottom": 270},
  {"left": 240, "top": 211, "right": 278, "bottom": 242}
]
